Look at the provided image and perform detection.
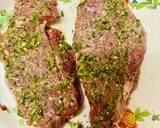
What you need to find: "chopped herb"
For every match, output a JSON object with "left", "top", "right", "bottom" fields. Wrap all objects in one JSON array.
[
  {"left": 39, "top": 1, "right": 52, "bottom": 11},
  {"left": 58, "top": 75, "right": 72, "bottom": 92},
  {"left": 73, "top": 40, "right": 84, "bottom": 52},
  {"left": 0, "top": 10, "right": 8, "bottom": 16},
  {"left": 68, "top": 122, "right": 83, "bottom": 128},
  {"left": 93, "top": 94, "right": 100, "bottom": 103},
  {"left": 59, "top": 0, "right": 71, "bottom": 4},
  {"left": 29, "top": 32, "right": 42, "bottom": 48},
  {"left": 61, "top": 11, "right": 64, "bottom": 17},
  {"left": 57, "top": 34, "right": 71, "bottom": 55},
  {"left": 45, "top": 54, "right": 57, "bottom": 72},
  {"left": 31, "top": 13, "right": 42, "bottom": 25},
  {"left": 55, "top": 98, "right": 65, "bottom": 114},
  {"left": 94, "top": 17, "right": 111, "bottom": 31},
  {"left": 79, "top": 0, "right": 87, "bottom": 6}
]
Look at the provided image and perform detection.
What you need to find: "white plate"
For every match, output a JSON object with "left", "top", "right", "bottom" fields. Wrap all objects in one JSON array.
[{"left": 0, "top": 0, "right": 160, "bottom": 128}]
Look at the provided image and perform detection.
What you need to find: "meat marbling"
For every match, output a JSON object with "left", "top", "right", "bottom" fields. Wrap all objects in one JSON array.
[
  {"left": 73, "top": 0, "right": 146, "bottom": 127},
  {"left": 0, "top": 0, "right": 82, "bottom": 128}
]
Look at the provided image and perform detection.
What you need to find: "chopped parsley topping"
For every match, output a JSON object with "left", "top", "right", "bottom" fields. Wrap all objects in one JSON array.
[
  {"left": 73, "top": 40, "right": 84, "bottom": 52},
  {"left": 31, "top": 13, "right": 42, "bottom": 25},
  {"left": 68, "top": 122, "right": 83, "bottom": 128},
  {"left": 61, "top": 11, "right": 64, "bottom": 17},
  {"left": 57, "top": 34, "right": 72, "bottom": 55},
  {"left": 79, "top": 0, "right": 87, "bottom": 6}
]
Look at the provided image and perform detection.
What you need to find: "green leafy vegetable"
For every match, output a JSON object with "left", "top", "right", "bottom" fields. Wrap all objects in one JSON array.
[
  {"left": 147, "top": 0, "right": 153, "bottom": 3},
  {"left": 135, "top": 2, "right": 149, "bottom": 9},
  {"left": 134, "top": 107, "right": 151, "bottom": 122},
  {"left": 153, "top": 0, "right": 159, "bottom": 8},
  {"left": 59, "top": 0, "right": 71, "bottom": 3},
  {"left": 73, "top": 40, "right": 84, "bottom": 52},
  {"left": 131, "top": 0, "right": 160, "bottom": 9},
  {"left": 0, "top": 10, "right": 10, "bottom": 33}
]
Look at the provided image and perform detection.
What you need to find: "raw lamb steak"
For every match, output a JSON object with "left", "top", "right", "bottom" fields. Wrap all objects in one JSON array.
[
  {"left": 0, "top": 0, "right": 82, "bottom": 128},
  {"left": 73, "top": 0, "right": 146, "bottom": 127}
]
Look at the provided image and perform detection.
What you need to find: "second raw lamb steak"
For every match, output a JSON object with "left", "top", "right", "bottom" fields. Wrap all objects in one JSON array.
[{"left": 73, "top": 0, "right": 146, "bottom": 127}]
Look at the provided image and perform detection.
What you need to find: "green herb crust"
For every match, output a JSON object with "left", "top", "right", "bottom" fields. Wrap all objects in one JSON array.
[
  {"left": 77, "top": 49, "right": 128, "bottom": 127},
  {"left": 74, "top": 0, "right": 146, "bottom": 127},
  {"left": 0, "top": 7, "right": 75, "bottom": 125}
]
